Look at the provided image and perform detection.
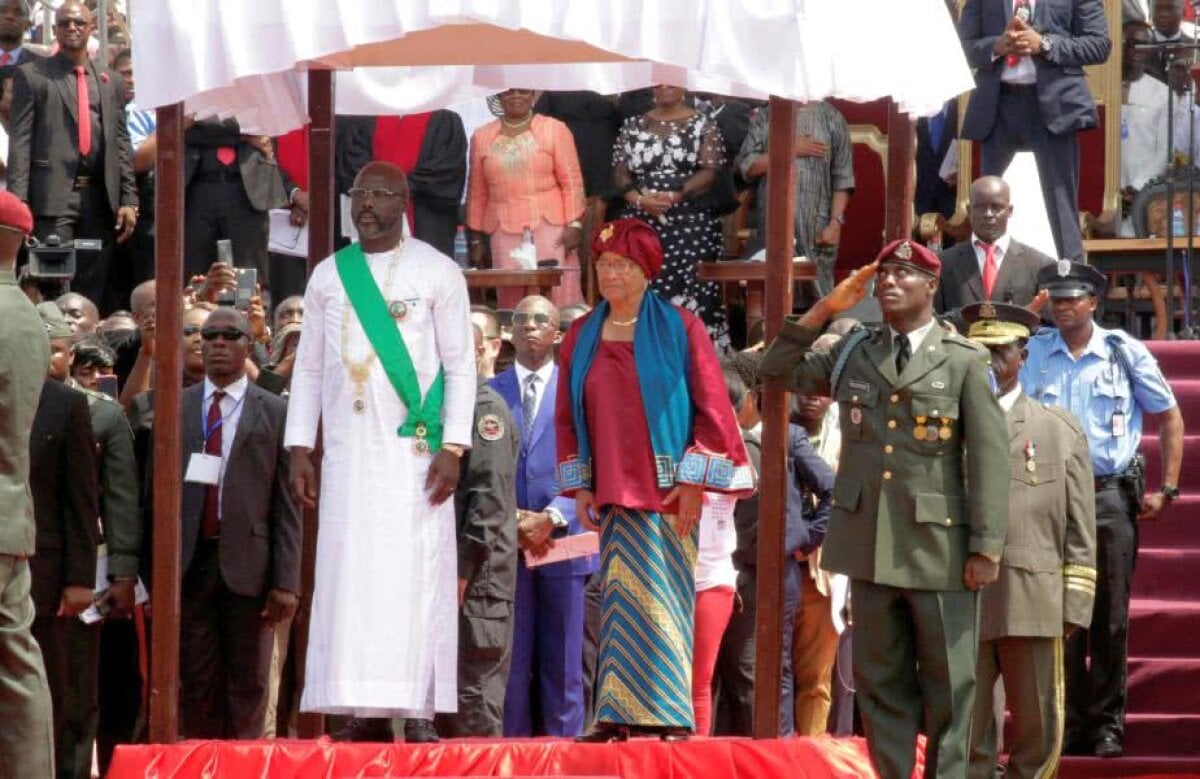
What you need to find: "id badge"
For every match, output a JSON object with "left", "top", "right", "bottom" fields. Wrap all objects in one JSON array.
[
  {"left": 1112, "top": 411, "right": 1127, "bottom": 438},
  {"left": 185, "top": 453, "right": 222, "bottom": 485}
]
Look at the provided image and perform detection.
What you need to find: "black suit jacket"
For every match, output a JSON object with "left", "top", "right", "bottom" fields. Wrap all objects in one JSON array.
[
  {"left": 29, "top": 380, "right": 99, "bottom": 616},
  {"left": 7, "top": 54, "right": 138, "bottom": 216},
  {"left": 959, "top": 0, "right": 1111, "bottom": 140},
  {"left": 934, "top": 238, "right": 1054, "bottom": 323},
  {"left": 916, "top": 101, "right": 958, "bottom": 218},
  {"left": 178, "top": 381, "right": 300, "bottom": 597},
  {"left": 184, "top": 119, "right": 288, "bottom": 213}
]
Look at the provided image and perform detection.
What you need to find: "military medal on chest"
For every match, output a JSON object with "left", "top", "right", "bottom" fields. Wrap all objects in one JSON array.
[
  {"left": 850, "top": 406, "right": 863, "bottom": 425},
  {"left": 1024, "top": 439, "right": 1037, "bottom": 473},
  {"left": 388, "top": 299, "right": 408, "bottom": 321},
  {"left": 938, "top": 417, "right": 953, "bottom": 441},
  {"left": 913, "top": 415, "right": 928, "bottom": 440}
]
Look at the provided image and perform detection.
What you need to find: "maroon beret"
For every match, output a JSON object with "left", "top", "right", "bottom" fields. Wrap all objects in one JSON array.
[
  {"left": 0, "top": 191, "right": 33, "bottom": 236},
  {"left": 875, "top": 238, "right": 940, "bottom": 278},
  {"left": 592, "top": 218, "right": 664, "bottom": 280}
]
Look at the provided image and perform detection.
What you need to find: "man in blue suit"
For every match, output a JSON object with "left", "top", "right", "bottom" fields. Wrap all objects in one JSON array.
[
  {"left": 959, "top": 0, "right": 1111, "bottom": 262},
  {"left": 492, "top": 295, "right": 598, "bottom": 737}
]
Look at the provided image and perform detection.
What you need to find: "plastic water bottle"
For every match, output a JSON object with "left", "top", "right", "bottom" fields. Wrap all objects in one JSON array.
[
  {"left": 510, "top": 226, "right": 538, "bottom": 269},
  {"left": 453, "top": 225, "right": 468, "bottom": 266},
  {"left": 1173, "top": 206, "right": 1187, "bottom": 237},
  {"left": 520, "top": 227, "right": 535, "bottom": 253}
]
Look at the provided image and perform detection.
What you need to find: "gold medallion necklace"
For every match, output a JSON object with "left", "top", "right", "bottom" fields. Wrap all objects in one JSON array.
[{"left": 341, "top": 241, "right": 404, "bottom": 414}]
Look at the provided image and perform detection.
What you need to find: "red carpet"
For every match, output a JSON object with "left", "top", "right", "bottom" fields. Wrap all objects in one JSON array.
[
  {"left": 106, "top": 736, "right": 910, "bottom": 778},
  {"left": 1056, "top": 341, "right": 1200, "bottom": 777}
]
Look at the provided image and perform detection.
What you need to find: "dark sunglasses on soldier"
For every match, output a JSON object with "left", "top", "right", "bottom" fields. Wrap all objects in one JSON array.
[
  {"left": 512, "top": 312, "right": 553, "bottom": 327},
  {"left": 200, "top": 327, "right": 248, "bottom": 342}
]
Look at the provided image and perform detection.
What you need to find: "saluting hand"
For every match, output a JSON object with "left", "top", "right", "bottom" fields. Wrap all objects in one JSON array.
[
  {"left": 1027, "top": 289, "right": 1051, "bottom": 316},
  {"left": 824, "top": 260, "right": 879, "bottom": 315}
]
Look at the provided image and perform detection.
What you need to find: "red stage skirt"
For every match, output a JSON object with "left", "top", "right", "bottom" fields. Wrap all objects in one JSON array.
[{"left": 107, "top": 735, "right": 919, "bottom": 778}]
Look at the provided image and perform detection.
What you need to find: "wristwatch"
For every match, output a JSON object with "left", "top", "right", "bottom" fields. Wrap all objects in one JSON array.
[
  {"left": 1161, "top": 485, "right": 1181, "bottom": 504},
  {"left": 545, "top": 505, "right": 570, "bottom": 531},
  {"left": 567, "top": 220, "right": 584, "bottom": 229},
  {"left": 441, "top": 443, "right": 466, "bottom": 459},
  {"left": 1039, "top": 34, "right": 1054, "bottom": 55}
]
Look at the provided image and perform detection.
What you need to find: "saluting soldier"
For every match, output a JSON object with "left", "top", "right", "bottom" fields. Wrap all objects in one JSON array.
[
  {"left": 759, "top": 239, "right": 1009, "bottom": 779},
  {"left": 1022, "top": 262, "right": 1185, "bottom": 759},
  {"left": 961, "top": 301, "right": 1097, "bottom": 779}
]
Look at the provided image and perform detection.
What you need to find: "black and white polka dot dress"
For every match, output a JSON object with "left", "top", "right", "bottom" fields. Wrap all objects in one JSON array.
[{"left": 613, "top": 113, "right": 731, "bottom": 352}]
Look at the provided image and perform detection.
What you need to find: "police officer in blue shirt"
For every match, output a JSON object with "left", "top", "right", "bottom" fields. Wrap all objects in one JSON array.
[{"left": 1022, "top": 260, "right": 1185, "bottom": 759}]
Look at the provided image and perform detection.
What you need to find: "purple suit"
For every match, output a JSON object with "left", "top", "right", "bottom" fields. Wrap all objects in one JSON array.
[{"left": 492, "top": 365, "right": 598, "bottom": 736}]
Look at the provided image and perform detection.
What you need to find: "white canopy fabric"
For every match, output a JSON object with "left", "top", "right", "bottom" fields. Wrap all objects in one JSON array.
[{"left": 132, "top": 0, "right": 974, "bottom": 135}]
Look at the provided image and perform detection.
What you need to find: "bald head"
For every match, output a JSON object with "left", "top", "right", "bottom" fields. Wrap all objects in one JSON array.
[
  {"left": 968, "top": 175, "right": 1012, "bottom": 244},
  {"left": 56, "top": 292, "right": 99, "bottom": 335},
  {"left": 54, "top": 1, "right": 91, "bottom": 57},
  {"left": 130, "top": 280, "right": 155, "bottom": 318}
]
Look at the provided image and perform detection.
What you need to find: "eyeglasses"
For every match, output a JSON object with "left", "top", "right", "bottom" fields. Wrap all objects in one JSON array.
[
  {"left": 56, "top": 18, "right": 88, "bottom": 28},
  {"left": 200, "top": 328, "right": 248, "bottom": 342},
  {"left": 595, "top": 259, "right": 642, "bottom": 275},
  {"left": 512, "top": 312, "right": 553, "bottom": 327},
  {"left": 348, "top": 187, "right": 404, "bottom": 202}
]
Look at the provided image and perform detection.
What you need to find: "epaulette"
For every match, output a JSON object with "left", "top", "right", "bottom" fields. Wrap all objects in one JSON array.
[
  {"left": 1031, "top": 325, "right": 1057, "bottom": 339},
  {"left": 945, "top": 331, "right": 988, "bottom": 352},
  {"left": 1042, "top": 403, "right": 1086, "bottom": 437}
]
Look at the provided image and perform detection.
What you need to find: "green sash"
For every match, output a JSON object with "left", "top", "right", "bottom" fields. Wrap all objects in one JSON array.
[{"left": 335, "top": 243, "right": 445, "bottom": 451}]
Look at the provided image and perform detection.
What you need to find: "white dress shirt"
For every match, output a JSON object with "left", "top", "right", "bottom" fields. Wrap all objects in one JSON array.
[
  {"left": 202, "top": 375, "right": 249, "bottom": 518},
  {"left": 998, "top": 384, "right": 1022, "bottom": 413},
  {"left": 1122, "top": 75, "right": 1171, "bottom": 191},
  {"left": 889, "top": 317, "right": 938, "bottom": 359},
  {"left": 514, "top": 359, "right": 555, "bottom": 422},
  {"left": 971, "top": 231, "right": 1012, "bottom": 276}
]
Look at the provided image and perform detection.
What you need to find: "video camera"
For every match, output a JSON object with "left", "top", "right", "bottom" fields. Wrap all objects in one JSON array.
[{"left": 26, "top": 233, "right": 103, "bottom": 280}]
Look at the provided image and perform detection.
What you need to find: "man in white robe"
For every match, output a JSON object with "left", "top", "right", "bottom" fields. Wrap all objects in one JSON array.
[{"left": 285, "top": 162, "right": 475, "bottom": 743}]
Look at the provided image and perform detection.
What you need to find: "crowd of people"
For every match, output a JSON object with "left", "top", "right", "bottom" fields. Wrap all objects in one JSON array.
[{"left": 0, "top": 2, "right": 1192, "bottom": 779}]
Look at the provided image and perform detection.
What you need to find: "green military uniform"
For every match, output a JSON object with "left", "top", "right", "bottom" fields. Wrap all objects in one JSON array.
[
  {"left": 760, "top": 304, "right": 1009, "bottom": 777},
  {"left": 0, "top": 266, "right": 55, "bottom": 778},
  {"left": 961, "top": 302, "right": 1098, "bottom": 779},
  {"left": 437, "top": 383, "right": 519, "bottom": 737}
]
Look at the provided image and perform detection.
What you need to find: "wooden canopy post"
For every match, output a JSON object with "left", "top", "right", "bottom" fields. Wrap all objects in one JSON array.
[
  {"left": 149, "top": 102, "right": 185, "bottom": 743},
  {"left": 752, "top": 96, "right": 796, "bottom": 739},
  {"left": 884, "top": 100, "right": 916, "bottom": 241},
  {"left": 294, "top": 67, "right": 335, "bottom": 740}
]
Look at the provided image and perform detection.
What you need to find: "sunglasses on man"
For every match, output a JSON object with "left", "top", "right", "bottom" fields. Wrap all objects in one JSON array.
[{"left": 201, "top": 327, "right": 248, "bottom": 342}]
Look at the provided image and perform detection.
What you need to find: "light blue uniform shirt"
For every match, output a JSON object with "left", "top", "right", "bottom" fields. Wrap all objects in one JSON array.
[{"left": 1020, "top": 324, "right": 1176, "bottom": 476}]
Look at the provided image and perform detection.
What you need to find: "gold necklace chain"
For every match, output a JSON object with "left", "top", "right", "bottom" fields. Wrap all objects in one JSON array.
[
  {"left": 500, "top": 112, "right": 533, "bottom": 129},
  {"left": 610, "top": 316, "right": 638, "bottom": 327},
  {"left": 341, "top": 241, "right": 404, "bottom": 414}
]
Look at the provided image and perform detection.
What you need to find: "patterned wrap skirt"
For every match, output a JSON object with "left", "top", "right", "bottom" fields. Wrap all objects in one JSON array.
[{"left": 594, "top": 505, "right": 698, "bottom": 728}]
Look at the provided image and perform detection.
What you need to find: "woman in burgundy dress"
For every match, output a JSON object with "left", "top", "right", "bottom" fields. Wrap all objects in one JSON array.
[{"left": 556, "top": 218, "right": 754, "bottom": 741}]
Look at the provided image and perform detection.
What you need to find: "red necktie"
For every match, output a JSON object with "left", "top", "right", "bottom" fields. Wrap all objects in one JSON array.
[
  {"left": 74, "top": 65, "right": 92, "bottom": 158},
  {"left": 216, "top": 147, "right": 237, "bottom": 166},
  {"left": 0, "top": 53, "right": 11, "bottom": 66},
  {"left": 201, "top": 390, "right": 225, "bottom": 540},
  {"left": 977, "top": 240, "right": 999, "bottom": 298}
]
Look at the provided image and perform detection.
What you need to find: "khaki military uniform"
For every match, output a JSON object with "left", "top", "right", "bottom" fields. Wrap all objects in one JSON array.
[
  {"left": 761, "top": 319, "right": 1009, "bottom": 779},
  {"left": 968, "top": 394, "right": 1097, "bottom": 779},
  {"left": 0, "top": 268, "right": 55, "bottom": 779}
]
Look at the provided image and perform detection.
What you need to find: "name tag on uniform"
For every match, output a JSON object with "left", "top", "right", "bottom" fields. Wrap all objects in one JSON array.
[
  {"left": 1112, "top": 411, "right": 1127, "bottom": 438},
  {"left": 185, "top": 453, "right": 222, "bottom": 485}
]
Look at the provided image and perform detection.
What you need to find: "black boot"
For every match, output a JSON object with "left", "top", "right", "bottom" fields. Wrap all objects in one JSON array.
[
  {"left": 574, "top": 723, "right": 632, "bottom": 743},
  {"left": 404, "top": 718, "right": 440, "bottom": 743}
]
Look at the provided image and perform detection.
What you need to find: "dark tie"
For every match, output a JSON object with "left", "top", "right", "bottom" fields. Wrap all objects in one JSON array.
[
  {"left": 895, "top": 334, "right": 910, "bottom": 375},
  {"left": 74, "top": 65, "right": 91, "bottom": 158},
  {"left": 201, "top": 390, "right": 225, "bottom": 540},
  {"left": 522, "top": 374, "right": 539, "bottom": 439}
]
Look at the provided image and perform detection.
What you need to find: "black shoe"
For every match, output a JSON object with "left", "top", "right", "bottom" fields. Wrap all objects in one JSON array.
[
  {"left": 1094, "top": 734, "right": 1123, "bottom": 758},
  {"left": 1062, "top": 731, "right": 1090, "bottom": 756},
  {"left": 330, "top": 717, "right": 394, "bottom": 743},
  {"left": 574, "top": 724, "right": 632, "bottom": 743},
  {"left": 404, "top": 718, "right": 440, "bottom": 743},
  {"left": 658, "top": 727, "right": 691, "bottom": 742}
]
